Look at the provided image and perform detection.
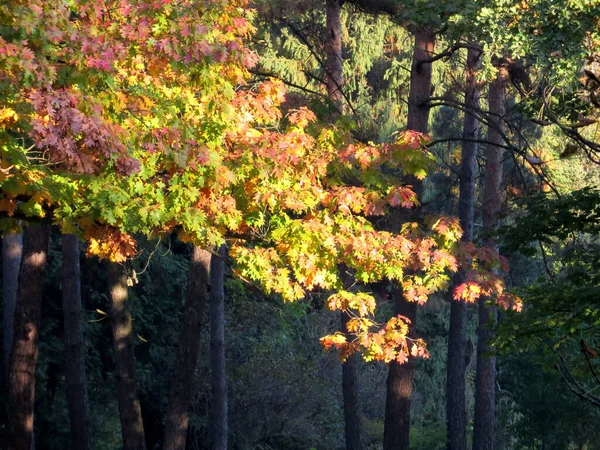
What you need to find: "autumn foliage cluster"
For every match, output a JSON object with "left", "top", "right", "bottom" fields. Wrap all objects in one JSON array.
[{"left": 0, "top": 0, "right": 519, "bottom": 365}]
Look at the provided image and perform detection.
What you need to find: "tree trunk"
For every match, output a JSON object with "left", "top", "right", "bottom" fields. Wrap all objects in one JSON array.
[
  {"left": 406, "top": 27, "right": 436, "bottom": 133},
  {"left": 384, "top": 293, "right": 417, "bottom": 450},
  {"left": 325, "top": 0, "right": 343, "bottom": 117},
  {"left": 210, "top": 246, "right": 228, "bottom": 450},
  {"left": 3, "top": 232, "right": 22, "bottom": 381},
  {"left": 383, "top": 26, "right": 435, "bottom": 450},
  {"left": 341, "top": 312, "right": 364, "bottom": 450},
  {"left": 446, "top": 45, "right": 481, "bottom": 450},
  {"left": 107, "top": 261, "right": 146, "bottom": 450},
  {"left": 162, "top": 246, "right": 211, "bottom": 450},
  {"left": 7, "top": 226, "right": 49, "bottom": 450},
  {"left": 62, "top": 234, "right": 92, "bottom": 450},
  {"left": 472, "top": 68, "right": 508, "bottom": 450}
]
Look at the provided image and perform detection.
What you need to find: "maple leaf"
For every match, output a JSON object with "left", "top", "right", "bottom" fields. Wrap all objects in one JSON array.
[
  {"left": 346, "top": 318, "right": 374, "bottom": 333},
  {"left": 496, "top": 292, "right": 523, "bottom": 312},
  {"left": 396, "top": 350, "right": 408, "bottom": 364},
  {"left": 80, "top": 221, "right": 137, "bottom": 263},
  {"left": 431, "top": 216, "right": 462, "bottom": 242},
  {"left": 382, "top": 346, "right": 396, "bottom": 363},
  {"left": 288, "top": 107, "right": 316, "bottom": 128},
  {"left": 453, "top": 282, "right": 482, "bottom": 303},
  {"left": 386, "top": 186, "right": 418, "bottom": 208},
  {"left": 339, "top": 342, "right": 359, "bottom": 362},
  {"left": 410, "top": 343, "right": 419, "bottom": 357},
  {"left": 320, "top": 332, "right": 346, "bottom": 348}
]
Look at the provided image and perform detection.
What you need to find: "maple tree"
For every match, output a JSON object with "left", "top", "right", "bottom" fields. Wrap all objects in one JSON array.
[{"left": 0, "top": 0, "right": 521, "bottom": 380}]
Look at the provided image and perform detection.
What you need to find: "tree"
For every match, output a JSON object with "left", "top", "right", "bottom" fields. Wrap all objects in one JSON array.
[
  {"left": 107, "top": 261, "right": 146, "bottom": 450},
  {"left": 2, "top": 232, "right": 22, "bottom": 381},
  {"left": 446, "top": 45, "right": 481, "bottom": 450},
  {"left": 474, "top": 0, "right": 600, "bottom": 159},
  {"left": 210, "top": 245, "right": 228, "bottom": 450},
  {"left": 340, "top": 309, "right": 364, "bottom": 450},
  {"left": 325, "top": 0, "right": 344, "bottom": 118},
  {"left": 62, "top": 234, "right": 92, "bottom": 450},
  {"left": 163, "top": 246, "right": 211, "bottom": 450},
  {"left": 384, "top": 24, "right": 436, "bottom": 450},
  {"left": 7, "top": 225, "right": 49, "bottom": 450},
  {"left": 473, "top": 66, "right": 509, "bottom": 450}
]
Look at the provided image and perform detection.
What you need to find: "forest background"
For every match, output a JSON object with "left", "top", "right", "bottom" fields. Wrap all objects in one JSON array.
[{"left": 1, "top": 0, "right": 600, "bottom": 449}]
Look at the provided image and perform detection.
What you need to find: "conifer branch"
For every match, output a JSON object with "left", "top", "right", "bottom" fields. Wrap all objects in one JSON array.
[{"left": 282, "top": 20, "right": 361, "bottom": 119}]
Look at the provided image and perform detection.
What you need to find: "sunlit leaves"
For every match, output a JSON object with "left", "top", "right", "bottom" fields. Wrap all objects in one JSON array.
[
  {"left": 84, "top": 226, "right": 137, "bottom": 262},
  {"left": 452, "top": 243, "right": 522, "bottom": 311},
  {"left": 321, "top": 313, "right": 430, "bottom": 364},
  {"left": 29, "top": 89, "right": 139, "bottom": 175},
  {"left": 327, "top": 291, "right": 377, "bottom": 316},
  {"left": 0, "top": 0, "right": 522, "bottom": 367}
]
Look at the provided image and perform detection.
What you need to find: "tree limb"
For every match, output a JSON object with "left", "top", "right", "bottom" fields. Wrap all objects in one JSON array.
[{"left": 417, "top": 42, "right": 483, "bottom": 68}]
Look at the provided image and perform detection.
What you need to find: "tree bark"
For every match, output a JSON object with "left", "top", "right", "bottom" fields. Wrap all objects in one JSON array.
[
  {"left": 325, "top": 0, "right": 344, "bottom": 117},
  {"left": 62, "top": 234, "right": 93, "bottom": 450},
  {"left": 446, "top": 45, "right": 481, "bottom": 450},
  {"left": 107, "top": 261, "right": 146, "bottom": 450},
  {"left": 383, "top": 26, "right": 435, "bottom": 450},
  {"left": 3, "top": 232, "right": 22, "bottom": 381},
  {"left": 162, "top": 246, "right": 211, "bottom": 450},
  {"left": 210, "top": 246, "right": 228, "bottom": 450},
  {"left": 472, "top": 68, "right": 508, "bottom": 450},
  {"left": 384, "top": 293, "right": 417, "bottom": 450},
  {"left": 406, "top": 27, "right": 436, "bottom": 133},
  {"left": 7, "top": 226, "right": 49, "bottom": 450}
]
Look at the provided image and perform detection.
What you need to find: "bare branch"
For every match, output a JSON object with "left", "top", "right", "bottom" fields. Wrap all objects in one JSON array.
[{"left": 417, "top": 42, "right": 483, "bottom": 68}]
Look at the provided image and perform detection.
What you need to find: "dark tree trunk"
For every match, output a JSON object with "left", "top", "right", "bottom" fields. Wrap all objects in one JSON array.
[
  {"left": 107, "top": 262, "right": 146, "bottom": 450},
  {"left": 3, "top": 232, "right": 22, "bottom": 381},
  {"left": 62, "top": 234, "right": 93, "bottom": 450},
  {"left": 341, "top": 312, "right": 364, "bottom": 450},
  {"left": 210, "top": 246, "right": 228, "bottom": 450},
  {"left": 162, "top": 246, "right": 211, "bottom": 450},
  {"left": 7, "top": 226, "right": 49, "bottom": 450},
  {"left": 446, "top": 45, "right": 481, "bottom": 450},
  {"left": 325, "top": 0, "right": 343, "bottom": 116},
  {"left": 384, "top": 293, "right": 417, "bottom": 450},
  {"left": 383, "top": 26, "right": 435, "bottom": 450},
  {"left": 472, "top": 68, "right": 508, "bottom": 450}
]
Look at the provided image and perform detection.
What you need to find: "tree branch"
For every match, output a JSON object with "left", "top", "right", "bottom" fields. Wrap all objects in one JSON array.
[
  {"left": 282, "top": 20, "right": 361, "bottom": 119},
  {"left": 249, "top": 69, "right": 327, "bottom": 98},
  {"left": 417, "top": 42, "right": 483, "bottom": 68}
]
